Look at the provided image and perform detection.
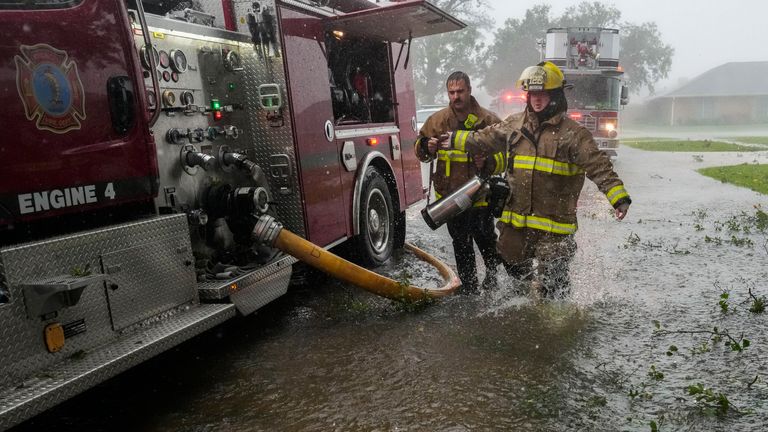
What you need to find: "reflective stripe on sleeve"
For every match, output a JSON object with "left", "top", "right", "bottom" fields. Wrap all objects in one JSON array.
[
  {"left": 493, "top": 152, "right": 505, "bottom": 175},
  {"left": 499, "top": 211, "right": 577, "bottom": 234},
  {"left": 606, "top": 185, "right": 629, "bottom": 206}
]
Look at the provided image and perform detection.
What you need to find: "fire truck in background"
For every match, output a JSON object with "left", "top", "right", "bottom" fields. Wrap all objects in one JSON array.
[
  {"left": 490, "top": 87, "right": 527, "bottom": 120},
  {"left": 543, "top": 27, "right": 629, "bottom": 157},
  {"left": 0, "top": 0, "right": 463, "bottom": 428}
]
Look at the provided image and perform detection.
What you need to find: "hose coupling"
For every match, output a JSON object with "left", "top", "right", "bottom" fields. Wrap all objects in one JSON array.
[{"left": 252, "top": 215, "right": 283, "bottom": 246}]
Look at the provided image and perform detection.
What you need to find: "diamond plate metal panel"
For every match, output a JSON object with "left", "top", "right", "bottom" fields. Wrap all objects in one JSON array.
[
  {"left": 0, "top": 303, "right": 235, "bottom": 431},
  {"left": 230, "top": 264, "right": 291, "bottom": 315},
  {"left": 0, "top": 215, "right": 192, "bottom": 391},
  {"left": 194, "top": 0, "right": 228, "bottom": 30},
  {"left": 103, "top": 240, "right": 197, "bottom": 331},
  {"left": 139, "top": 10, "right": 305, "bottom": 236},
  {"left": 239, "top": 24, "right": 307, "bottom": 236},
  {"left": 197, "top": 253, "right": 297, "bottom": 299}
]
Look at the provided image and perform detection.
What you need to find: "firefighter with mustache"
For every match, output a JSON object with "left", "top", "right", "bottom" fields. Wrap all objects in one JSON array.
[{"left": 415, "top": 71, "right": 505, "bottom": 293}]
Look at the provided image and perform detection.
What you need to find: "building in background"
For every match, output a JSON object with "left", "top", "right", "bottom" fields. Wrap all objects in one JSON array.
[{"left": 647, "top": 61, "right": 768, "bottom": 125}]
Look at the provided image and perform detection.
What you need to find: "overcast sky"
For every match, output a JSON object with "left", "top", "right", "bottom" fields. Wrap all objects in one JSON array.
[{"left": 482, "top": 0, "right": 767, "bottom": 96}]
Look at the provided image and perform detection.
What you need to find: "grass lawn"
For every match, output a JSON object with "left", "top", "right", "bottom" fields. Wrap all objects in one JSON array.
[
  {"left": 725, "top": 136, "right": 768, "bottom": 145},
  {"left": 698, "top": 164, "right": 768, "bottom": 195},
  {"left": 622, "top": 139, "right": 763, "bottom": 152}
]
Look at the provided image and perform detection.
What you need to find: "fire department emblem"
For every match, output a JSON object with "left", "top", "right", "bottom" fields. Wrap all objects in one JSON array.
[{"left": 14, "top": 44, "right": 86, "bottom": 134}]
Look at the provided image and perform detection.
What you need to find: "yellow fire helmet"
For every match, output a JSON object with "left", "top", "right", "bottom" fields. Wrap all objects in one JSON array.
[{"left": 516, "top": 61, "right": 564, "bottom": 91}]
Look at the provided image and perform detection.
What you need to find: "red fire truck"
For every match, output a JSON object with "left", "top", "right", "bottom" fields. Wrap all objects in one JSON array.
[
  {"left": 543, "top": 27, "right": 629, "bottom": 157},
  {"left": 0, "top": 0, "right": 463, "bottom": 428},
  {"left": 490, "top": 88, "right": 527, "bottom": 120}
]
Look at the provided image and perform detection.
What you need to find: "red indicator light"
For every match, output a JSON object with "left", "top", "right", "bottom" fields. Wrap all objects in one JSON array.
[
  {"left": 214, "top": 111, "right": 223, "bottom": 121},
  {"left": 568, "top": 112, "right": 582, "bottom": 120},
  {"left": 504, "top": 93, "right": 513, "bottom": 101},
  {"left": 367, "top": 137, "right": 379, "bottom": 146}
]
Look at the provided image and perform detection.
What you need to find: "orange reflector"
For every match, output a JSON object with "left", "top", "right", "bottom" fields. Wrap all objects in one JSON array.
[
  {"left": 367, "top": 137, "right": 379, "bottom": 146},
  {"left": 45, "top": 323, "right": 65, "bottom": 353},
  {"left": 229, "top": 282, "right": 239, "bottom": 293}
]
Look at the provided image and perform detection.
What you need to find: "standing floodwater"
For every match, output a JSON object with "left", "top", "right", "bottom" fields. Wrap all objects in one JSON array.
[{"left": 12, "top": 146, "right": 768, "bottom": 431}]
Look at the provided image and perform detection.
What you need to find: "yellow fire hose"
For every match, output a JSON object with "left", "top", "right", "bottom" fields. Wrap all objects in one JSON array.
[{"left": 253, "top": 216, "right": 460, "bottom": 301}]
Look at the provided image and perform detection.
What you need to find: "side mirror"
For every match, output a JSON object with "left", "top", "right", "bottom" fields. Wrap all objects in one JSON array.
[{"left": 620, "top": 85, "right": 630, "bottom": 105}]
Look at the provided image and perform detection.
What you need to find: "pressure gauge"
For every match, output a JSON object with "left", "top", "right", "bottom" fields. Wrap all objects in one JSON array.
[
  {"left": 162, "top": 90, "right": 176, "bottom": 107},
  {"left": 158, "top": 50, "right": 170, "bottom": 69},
  {"left": 169, "top": 49, "right": 188, "bottom": 73},
  {"left": 180, "top": 91, "right": 195, "bottom": 106},
  {"left": 140, "top": 45, "right": 159, "bottom": 70},
  {"left": 146, "top": 90, "right": 157, "bottom": 110}
]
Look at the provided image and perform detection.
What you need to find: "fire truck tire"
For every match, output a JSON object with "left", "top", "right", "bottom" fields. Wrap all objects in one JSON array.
[
  {"left": 394, "top": 210, "right": 406, "bottom": 250},
  {"left": 355, "top": 166, "right": 395, "bottom": 266}
]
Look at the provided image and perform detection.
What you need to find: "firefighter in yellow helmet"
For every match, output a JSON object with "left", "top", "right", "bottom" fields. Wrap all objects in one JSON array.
[
  {"left": 438, "top": 62, "right": 631, "bottom": 297},
  {"left": 414, "top": 71, "right": 505, "bottom": 293}
]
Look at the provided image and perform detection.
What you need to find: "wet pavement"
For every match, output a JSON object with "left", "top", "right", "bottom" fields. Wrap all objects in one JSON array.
[{"left": 12, "top": 144, "right": 768, "bottom": 432}]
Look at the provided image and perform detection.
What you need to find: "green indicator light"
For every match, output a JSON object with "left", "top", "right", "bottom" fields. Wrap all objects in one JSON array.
[
  {"left": 211, "top": 99, "right": 221, "bottom": 110},
  {"left": 228, "top": 82, "right": 236, "bottom": 91}
]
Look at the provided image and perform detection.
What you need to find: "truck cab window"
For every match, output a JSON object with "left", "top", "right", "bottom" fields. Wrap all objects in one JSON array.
[{"left": 326, "top": 33, "right": 395, "bottom": 125}]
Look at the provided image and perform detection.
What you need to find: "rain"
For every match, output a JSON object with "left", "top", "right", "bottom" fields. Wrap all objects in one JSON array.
[{"left": 4, "top": 1, "right": 768, "bottom": 431}]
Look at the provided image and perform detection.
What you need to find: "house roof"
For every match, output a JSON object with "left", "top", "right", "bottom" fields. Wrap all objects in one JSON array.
[{"left": 657, "top": 61, "right": 768, "bottom": 98}]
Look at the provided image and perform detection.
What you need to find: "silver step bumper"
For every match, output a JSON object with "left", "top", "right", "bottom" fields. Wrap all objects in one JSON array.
[{"left": 0, "top": 302, "right": 235, "bottom": 430}]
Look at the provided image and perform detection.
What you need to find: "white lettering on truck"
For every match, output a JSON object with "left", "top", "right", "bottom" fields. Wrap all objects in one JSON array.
[{"left": 18, "top": 184, "right": 101, "bottom": 215}]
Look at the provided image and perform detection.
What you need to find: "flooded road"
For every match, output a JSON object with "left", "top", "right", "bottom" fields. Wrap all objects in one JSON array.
[{"left": 13, "top": 145, "right": 768, "bottom": 431}]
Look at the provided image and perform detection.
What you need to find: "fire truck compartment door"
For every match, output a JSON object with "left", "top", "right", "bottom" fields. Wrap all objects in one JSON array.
[
  {"left": 324, "top": 0, "right": 466, "bottom": 42},
  {"left": 102, "top": 239, "right": 197, "bottom": 331}
]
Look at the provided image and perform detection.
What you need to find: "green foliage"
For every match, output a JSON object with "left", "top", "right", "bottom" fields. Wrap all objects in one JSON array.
[
  {"left": 628, "top": 384, "right": 652, "bottom": 400},
  {"left": 690, "top": 340, "right": 711, "bottom": 355},
  {"left": 718, "top": 292, "right": 729, "bottom": 313},
  {"left": 619, "top": 22, "right": 673, "bottom": 95},
  {"left": 392, "top": 270, "right": 436, "bottom": 312},
  {"left": 647, "top": 365, "right": 664, "bottom": 381},
  {"left": 555, "top": 1, "right": 621, "bottom": 28},
  {"left": 480, "top": 2, "right": 673, "bottom": 96},
  {"left": 623, "top": 140, "right": 760, "bottom": 152},
  {"left": 749, "top": 295, "right": 765, "bottom": 314},
  {"left": 726, "top": 136, "right": 768, "bottom": 145},
  {"left": 684, "top": 383, "right": 732, "bottom": 416},
  {"left": 698, "top": 164, "right": 768, "bottom": 195},
  {"left": 411, "top": 0, "right": 493, "bottom": 105},
  {"left": 482, "top": 4, "right": 552, "bottom": 96},
  {"left": 70, "top": 263, "right": 92, "bottom": 277},
  {"left": 665, "top": 345, "right": 678, "bottom": 356}
]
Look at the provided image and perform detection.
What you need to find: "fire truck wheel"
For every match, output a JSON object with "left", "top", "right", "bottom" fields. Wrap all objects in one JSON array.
[
  {"left": 394, "top": 210, "right": 406, "bottom": 250},
  {"left": 355, "top": 167, "right": 395, "bottom": 266}
]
